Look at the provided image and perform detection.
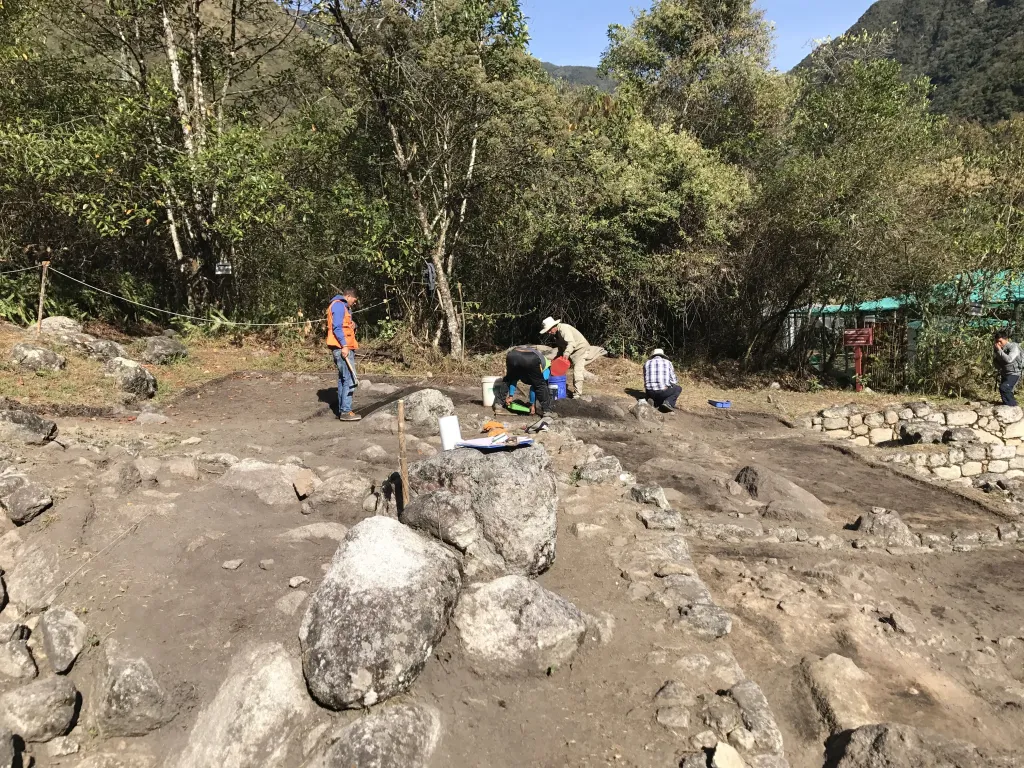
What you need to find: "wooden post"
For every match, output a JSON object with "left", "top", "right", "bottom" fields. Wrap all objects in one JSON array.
[
  {"left": 36, "top": 261, "right": 50, "bottom": 334},
  {"left": 397, "top": 399, "right": 409, "bottom": 508},
  {"left": 457, "top": 282, "right": 466, "bottom": 362}
]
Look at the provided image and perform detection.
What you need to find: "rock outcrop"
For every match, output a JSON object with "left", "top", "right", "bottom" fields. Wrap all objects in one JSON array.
[
  {"left": 0, "top": 410, "right": 57, "bottom": 445},
  {"left": 10, "top": 343, "right": 65, "bottom": 372},
  {"left": 103, "top": 358, "right": 157, "bottom": 399}
]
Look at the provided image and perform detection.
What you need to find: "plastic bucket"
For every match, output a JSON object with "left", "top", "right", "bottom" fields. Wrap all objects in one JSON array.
[
  {"left": 439, "top": 416, "right": 462, "bottom": 451},
  {"left": 549, "top": 375, "right": 568, "bottom": 400},
  {"left": 481, "top": 376, "right": 500, "bottom": 407}
]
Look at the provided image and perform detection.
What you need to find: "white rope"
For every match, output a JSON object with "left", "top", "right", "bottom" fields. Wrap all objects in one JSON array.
[
  {"left": 0, "top": 265, "right": 41, "bottom": 276},
  {"left": 49, "top": 267, "right": 329, "bottom": 327}
]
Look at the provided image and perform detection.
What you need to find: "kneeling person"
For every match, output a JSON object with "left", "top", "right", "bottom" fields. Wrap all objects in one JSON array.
[
  {"left": 496, "top": 346, "right": 554, "bottom": 416},
  {"left": 644, "top": 348, "right": 681, "bottom": 413}
]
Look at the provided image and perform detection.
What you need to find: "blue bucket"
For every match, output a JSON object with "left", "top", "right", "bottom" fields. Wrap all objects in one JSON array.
[{"left": 549, "top": 375, "right": 568, "bottom": 400}]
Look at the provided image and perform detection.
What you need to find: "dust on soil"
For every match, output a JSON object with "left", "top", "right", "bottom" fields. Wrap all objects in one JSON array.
[{"left": 3, "top": 369, "right": 1023, "bottom": 767}]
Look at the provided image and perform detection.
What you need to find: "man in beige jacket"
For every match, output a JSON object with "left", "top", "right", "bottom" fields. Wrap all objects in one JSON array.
[{"left": 541, "top": 317, "right": 600, "bottom": 398}]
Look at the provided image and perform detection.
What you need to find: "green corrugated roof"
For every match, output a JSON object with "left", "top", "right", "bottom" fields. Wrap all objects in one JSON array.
[{"left": 811, "top": 271, "right": 1024, "bottom": 316}]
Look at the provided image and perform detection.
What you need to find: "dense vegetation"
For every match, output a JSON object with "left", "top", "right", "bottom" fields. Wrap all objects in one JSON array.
[
  {"left": 0, "top": 0, "right": 1022, "bottom": 391},
  {"left": 849, "top": 0, "right": 1024, "bottom": 123}
]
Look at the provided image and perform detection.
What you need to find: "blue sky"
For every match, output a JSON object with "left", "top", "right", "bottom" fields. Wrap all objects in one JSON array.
[{"left": 524, "top": 0, "right": 877, "bottom": 72}]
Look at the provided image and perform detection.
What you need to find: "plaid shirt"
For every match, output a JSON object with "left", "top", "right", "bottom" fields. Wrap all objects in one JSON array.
[{"left": 644, "top": 356, "right": 678, "bottom": 391}]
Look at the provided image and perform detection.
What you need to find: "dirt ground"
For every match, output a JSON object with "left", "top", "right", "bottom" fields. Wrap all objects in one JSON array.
[{"left": 2, "top": 364, "right": 1023, "bottom": 767}]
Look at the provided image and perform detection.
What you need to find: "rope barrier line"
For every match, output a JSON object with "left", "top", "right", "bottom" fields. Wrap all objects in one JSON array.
[{"left": 0, "top": 265, "right": 42, "bottom": 276}]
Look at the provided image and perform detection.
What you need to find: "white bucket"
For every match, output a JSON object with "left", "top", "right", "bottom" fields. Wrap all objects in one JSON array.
[
  {"left": 481, "top": 376, "right": 500, "bottom": 408},
  {"left": 439, "top": 415, "right": 462, "bottom": 451}
]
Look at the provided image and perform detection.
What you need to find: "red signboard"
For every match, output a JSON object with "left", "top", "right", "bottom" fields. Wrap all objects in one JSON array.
[{"left": 843, "top": 328, "right": 874, "bottom": 347}]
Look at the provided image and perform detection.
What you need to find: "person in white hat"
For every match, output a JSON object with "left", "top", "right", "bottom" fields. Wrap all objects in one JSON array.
[
  {"left": 643, "top": 348, "right": 681, "bottom": 413},
  {"left": 540, "top": 317, "right": 591, "bottom": 398}
]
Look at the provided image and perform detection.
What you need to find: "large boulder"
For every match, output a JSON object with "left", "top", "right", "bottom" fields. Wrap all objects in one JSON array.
[
  {"left": 142, "top": 335, "right": 188, "bottom": 364},
  {"left": 0, "top": 676, "right": 78, "bottom": 742},
  {"left": 86, "top": 338, "right": 128, "bottom": 361},
  {"left": 2, "top": 481, "right": 52, "bottom": 525},
  {"left": 304, "top": 703, "right": 442, "bottom": 768},
  {"left": 802, "top": 654, "right": 875, "bottom": 734},
  {"left": 829, "top": 723, "right": 992, "bottom": 768},
  {"left": 299, "top": 517, "right": 463, "bottom": 710},
  {"left": 10, "top": 343, "right": 65, "bottom": 373},
  {"left": 404, "top": 389, "right": 455, "bottom": 425},
  {"left": 103, "top": 358, "right": 157, "bottom": 399},
  {"left": 171, "top": 643, "right": 312, "bottom": 768},
  {"left": 96, "top": 642, "right": 174, "bottom": 736},
  {"left": 217, "top": 460, "right": 307, "bottom": 507},
  {"left": 38, "top": 316, "right": 82, "bottom": 336},
  {"left": 453, "top": 576, "right": 587, "bottom": 677},
  {"left": 0, "top": 622, "right": 37, "bottom": 680},
  {"left": 300, "top": 472, "right": 373, "bottom": 515},
  {"left": 6, "top": 539, "right": 60, "bottom": 613},
  {"left": 853, "top": 508, "right": 917, "bottom": 548},
  {"left": 734, "top": 465, "right": 828, "bottom": 519},
  {"left": 577, "top": 455, "right": 634, "bottom": 485},
  {"left": 0, "top": 410, "right": 57, "bottom": 445},
  {"left": 39, "top": 606, "right": 88, "bottom": 674},
  {"left": 401, "top": 446, "right": 557, "bottom": 581}
]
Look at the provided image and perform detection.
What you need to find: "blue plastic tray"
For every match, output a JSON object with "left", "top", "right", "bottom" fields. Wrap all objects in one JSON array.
[{"left": 708, "top": 399, "right": 732, "bottom": 409}]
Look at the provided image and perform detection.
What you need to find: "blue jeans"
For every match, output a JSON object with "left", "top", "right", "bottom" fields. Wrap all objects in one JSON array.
[
  {"left": 1000, "top": 374, "right": 1019, "bottom": 407},
  {"left": 333, "top": 349, "right": 357, "bottom": 415}
]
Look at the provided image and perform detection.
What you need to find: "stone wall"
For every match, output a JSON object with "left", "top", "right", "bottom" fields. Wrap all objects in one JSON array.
[{"left": 803, "top": 402, "right": 1024, "bottom": 488}]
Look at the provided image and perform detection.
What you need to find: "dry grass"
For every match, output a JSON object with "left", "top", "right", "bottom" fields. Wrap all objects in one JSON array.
[{"left": 0, "top": 321, "right": 977, "bottom": 416}]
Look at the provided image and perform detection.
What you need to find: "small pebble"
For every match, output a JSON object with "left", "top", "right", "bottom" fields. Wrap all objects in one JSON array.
[
  {"left": 289, "top": 576, "right": 310, "bottom": 589},
  {"left": 222, "top": 559, "right": 244, "bottom": 570},
  {"left": 182, "top": 437, "right": 202, "bottom": 446},
  {"left": 259, "top": 559, "right": 274, "bottom": 571}
]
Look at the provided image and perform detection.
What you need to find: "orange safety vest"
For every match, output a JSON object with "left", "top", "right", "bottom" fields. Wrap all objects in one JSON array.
[{"left": 326, "top": 299, "right": 359, "bottom": 350}]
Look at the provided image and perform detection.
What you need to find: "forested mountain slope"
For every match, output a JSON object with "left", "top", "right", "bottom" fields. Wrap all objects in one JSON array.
[
  {"left": 540, "top": 62, "right": 614, "bottom": 91},
  {"left": 847, "top": 0, "right": 1024, "bottom": 122}
]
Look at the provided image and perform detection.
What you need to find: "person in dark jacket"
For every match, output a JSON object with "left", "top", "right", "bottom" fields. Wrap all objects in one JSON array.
[
  {"left": 995, "top": 329, "right": 1023, "bottom": 407},
  {"left": 495, "top": 346, "right": 554, "bottom": 416},
  {"left": 326, "top": 288, "right": 361, "bottom": 421}
]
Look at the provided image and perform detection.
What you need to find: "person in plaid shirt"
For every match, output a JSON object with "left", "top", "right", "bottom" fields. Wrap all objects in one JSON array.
[{"left": 643, "top": 349, "right": 681, "bottom": 413}]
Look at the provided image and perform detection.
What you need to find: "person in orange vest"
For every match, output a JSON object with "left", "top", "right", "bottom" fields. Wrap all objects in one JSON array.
[{"left": 326, "top": 288, "right": 361, "bottom": 421}]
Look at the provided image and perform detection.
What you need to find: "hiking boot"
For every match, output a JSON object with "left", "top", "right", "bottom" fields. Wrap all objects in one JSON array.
[
  {"left": 339, "top": 411, "right": 362, "bottom": 422},
  {"left": 659, "top": 403, "right": 676, "bottom": 414}
]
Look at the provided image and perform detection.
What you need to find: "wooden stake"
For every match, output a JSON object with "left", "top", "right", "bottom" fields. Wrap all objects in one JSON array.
[
  {"left": 397, "top": 399, "right": 409, "bottom": 508},
  {"left": 36, "top": 261, "right": 50, "bottom": 334}
]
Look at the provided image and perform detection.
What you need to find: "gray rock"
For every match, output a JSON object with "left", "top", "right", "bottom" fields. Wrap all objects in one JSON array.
[
  {"left": 854, "top": 508, "right": 917, "bottom": 548},
  {"left": 76, "top": 753, "right": 155, "bottom": 768},
  {"left": 96, "top": 642, "right": 174, "bottom": 736},
  {"left": 734, "top": 465, "right": 828, "bottom": 519},
  {"left": 677, "top": 603, "right": 733, "bottom": 639},
  {"left": 711, "top": 742, "right": 746, "bottom": 768},
  {"left": 0, "top": 622, "right": 36, "bottom": 680},
  {"left": 994, "top": 405, "right": 1024, "bottom": 425},
  {"left": 99, "top": 461, "right": 142, "bottom": 496},
  {"left": 299, "top": 517, "right": 463, "bottom": 710},
  {"left": 899, "top": 422, "right": 945, "bottom": 445},
  {"left": 630, "top": 485, "right": 670, "bottom": 509},
  {"left": 728, "top": 681, "right": 784, "bottom": 756},
  {"left": 2, "top": 482, "right": 53, "bottom": 525},
  {"left": 0, "top": 410, "right": 58, "bottom": 445},
  {"left": 0, "top": 676, "right": 78, "bottom": 742},
  {"left": 142, "top": 335, "right": 188, "bottom": 364},
  {"left": 943, "top": 427, "right": 978, "bottom": 444},
  {"left": 39, "top": 606, "right": 88, "bottom": 674},
  {"left": 217, "top": 460, "right": 303, "bottom": 507},
  {"left": 637, "top": 507, "right": 683, "bottom": 530},
  {"left": 39, "top": 316, "right": 82, "bottom": 336},
  {"left": 85, "top": 338, "right": 128, "bottom": 361},
  {"left": 577, "top": 455, "right": 633, "bottom": 485},
  {"left": 10, "top": 343, "right": 65, "bottom": 372},
  {"left": 45, "top": 735, "right": 79, "bottom": 756},
  {"left": 404, "top": 389, "right": 455, "bottom": 425},
  {"left": 829, "top": 723, "right": 990, "bottom": 768},
  {"left": 0, "top": 730, "right": 13, "bottom": 767},
  {"left": 172, "top": 643, "right": 312, "bottom": 768},
  {"left": 802, "top": 654, "right": 875, "bottom": 734},
  {"left": 304, "top": 703, "right": 442, "bottom": 768},
  {"left": 454, "top": 576, "right": 587, "bottom": 677},
  {"left": 401, "top": 446, "right": 557, "bottom": 581},
  {"left": 103, "top": 358, "right": 157, "bottom": 399},
  {"left": 135, "top": 411, "right": 169, "bottom": 425},
  {"left": 357, "top": 444, "right": 391, "bottom": 465},
  {"left": 6, "top": 539, "right": 60, "bottom": 612},
  {"left": 278, "top": 523, "right": 349, "bottom": 544},
  {"left": 629, "top": 400, "right": 664, "bottom": 430},
  {"left": 301, "top": 472, "right": 373, "bottom": 514}
]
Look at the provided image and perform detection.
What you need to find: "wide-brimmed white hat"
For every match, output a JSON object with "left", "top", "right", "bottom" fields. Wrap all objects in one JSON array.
[
  {"left": 540, "top": 317, "right": 561, "bottom": 334},
  {"left": 650, "top": 348, "right": 667, "bottom": 358}
]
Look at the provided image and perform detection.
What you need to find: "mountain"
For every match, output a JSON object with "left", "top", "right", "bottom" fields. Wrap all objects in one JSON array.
[
  {"left": 541, "top": 63, "right": 614, "bottom": 92},
  {"left": 844, "top": 0, "right": 1024, "bottom": 123}
]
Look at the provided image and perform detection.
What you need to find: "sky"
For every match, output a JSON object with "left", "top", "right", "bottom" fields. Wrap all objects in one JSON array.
[{"left": 524, "top": 0, "right": 878, "bottom": 72}]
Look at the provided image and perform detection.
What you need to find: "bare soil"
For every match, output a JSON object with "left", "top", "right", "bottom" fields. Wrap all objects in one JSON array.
[{"left": 3, "top": 368, "right": 1023, "bottom": 767}]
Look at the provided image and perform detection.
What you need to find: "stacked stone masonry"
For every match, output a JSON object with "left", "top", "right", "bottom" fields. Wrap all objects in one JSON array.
[{"left": 805, "top": 402, "right": 1024, "bottom": 488}]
